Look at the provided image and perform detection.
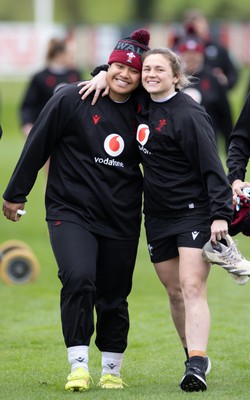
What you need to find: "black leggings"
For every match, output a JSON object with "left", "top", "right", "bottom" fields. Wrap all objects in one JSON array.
[{"left": 48, "top": 220, "right": 139, "bottom": 352}]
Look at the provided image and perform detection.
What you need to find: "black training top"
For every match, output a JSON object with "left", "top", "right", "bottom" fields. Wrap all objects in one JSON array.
[
  {"left": 183, "top": 66, "right": 233, "bottom": 138},
  {"left": 20, "top": 67, "right": 82, "bottom": 126},
  {"left": 203, "top": 38, "right": 238, "bottom": 91},
  {"left": 227, "top": 92, "right": 250, "bottom": 184},
  {"left": 136, "top": 91, "right": 233, "bottom": 224},
  {"left": 4, "top": 83, "right": 143, "bottom": 239}
]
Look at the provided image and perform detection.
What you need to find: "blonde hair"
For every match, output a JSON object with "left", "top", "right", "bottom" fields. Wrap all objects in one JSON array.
[{"left": 141, "top": 47, "right": 191, "bottom": 90}]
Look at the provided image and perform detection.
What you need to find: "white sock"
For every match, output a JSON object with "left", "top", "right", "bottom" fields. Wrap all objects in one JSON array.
[
  {"left": 67, "top": 345, "right": 89, "bottom": 372},
  {"left": 101, "top": 352, "right": 123, "bottom": 377}
]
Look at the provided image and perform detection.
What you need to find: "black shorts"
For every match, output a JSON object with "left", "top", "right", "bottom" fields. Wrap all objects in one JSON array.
[{"left": 145, "top": 213, "right": 211, "bottom": 263}]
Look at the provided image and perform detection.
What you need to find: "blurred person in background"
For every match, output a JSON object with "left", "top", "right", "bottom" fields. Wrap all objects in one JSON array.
[
  {"left": 175, "top": 28, "right": 233, "bottom": 152},
  {"left": 181, "top": 8, "right": 239, "bottom": 92},
  {"left": 177, "top": 9, "right": 238, "bottom": 151},
  {"left": 19, "top": 37, "right": 82, "bottom": 173},
  {"left": 227, "top": 92, "right": 250, "bottom": 200},
  {"left": 20, "top": 37, "right": 82, "bottom": 138}
]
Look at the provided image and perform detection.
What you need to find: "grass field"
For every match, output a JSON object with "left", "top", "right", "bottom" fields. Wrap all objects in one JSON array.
[{"left": 1, "top": 76, "right": 250, "bottom": 400}]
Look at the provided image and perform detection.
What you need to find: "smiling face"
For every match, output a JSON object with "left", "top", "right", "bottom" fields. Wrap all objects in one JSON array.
[
  {"left": 142, "top": 53, "right": 179, "bottom": 100},
  {"left": 107, "top": 62, "right": 141, "bottom": 102}
]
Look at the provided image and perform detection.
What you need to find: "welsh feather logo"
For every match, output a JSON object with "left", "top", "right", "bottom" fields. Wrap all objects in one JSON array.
[
  {"left": 136, "top": 124, "right": 150, "bottom": 146},
  {"left": 126, "top": 52, "right": 136, "bottom": 63},
  {"left": 104, "top": 134, "right": 124, "bottom": 157}
]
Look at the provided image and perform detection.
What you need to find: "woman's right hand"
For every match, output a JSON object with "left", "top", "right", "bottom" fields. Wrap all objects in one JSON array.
[
  {"left": 78, "top": 71, "right": 109, "bottom": 105},
  {"left": 2, "top": 200, "right": 26, "bottom": 222}
]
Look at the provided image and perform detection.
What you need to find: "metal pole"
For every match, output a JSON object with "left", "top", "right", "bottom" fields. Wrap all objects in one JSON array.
[{"left": 34, "top": 0, "right": 54, "bottom": 23}]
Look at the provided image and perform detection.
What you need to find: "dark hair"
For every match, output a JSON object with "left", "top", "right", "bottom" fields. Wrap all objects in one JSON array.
[{"left": 46, "top": 38, "right": 66, "bottom": 62}]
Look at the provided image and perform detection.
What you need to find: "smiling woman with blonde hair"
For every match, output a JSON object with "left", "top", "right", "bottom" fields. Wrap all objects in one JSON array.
[
  {"left": 77, "top": 45, "right": 233, "bottom": 393},
  {"left": 138, "top": 47, "right": 232, "bottom": 392}
]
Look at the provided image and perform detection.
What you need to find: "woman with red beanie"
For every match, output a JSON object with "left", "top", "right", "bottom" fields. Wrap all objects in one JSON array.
[{"left": 2, "top": 29, "right": 150, "bottom": 392}]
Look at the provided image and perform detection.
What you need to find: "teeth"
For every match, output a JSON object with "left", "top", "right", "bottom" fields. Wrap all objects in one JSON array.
[{"left": 116, "top": 79, "right": 128, "bottom": 86}]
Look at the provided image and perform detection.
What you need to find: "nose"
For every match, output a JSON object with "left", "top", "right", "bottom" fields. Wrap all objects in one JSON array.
[
  {"left": 147, "top": 69, "right": 155, "bottom": 77},
  {"left": 119, "top": 67, "right": 130, "bottom": 77}
]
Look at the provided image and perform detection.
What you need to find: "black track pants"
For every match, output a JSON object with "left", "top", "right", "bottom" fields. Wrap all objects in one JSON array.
[{"left": 48, "top": 220, "right": 139, "bottom": 352}]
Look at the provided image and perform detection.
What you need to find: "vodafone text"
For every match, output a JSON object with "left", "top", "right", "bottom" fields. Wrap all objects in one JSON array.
[
  {"left": 94, "top": 157, "right": 124, "bottom": 168},
  {"left": 138, "top": 145, "right": 151, "bottom": 155}
]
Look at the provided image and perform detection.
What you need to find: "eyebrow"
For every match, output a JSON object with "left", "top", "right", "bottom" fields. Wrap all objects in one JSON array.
[{"left": 143, "top": 64, "right": 166, "bottom": 68}]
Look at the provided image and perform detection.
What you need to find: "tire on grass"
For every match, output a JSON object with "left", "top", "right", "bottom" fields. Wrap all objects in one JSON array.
[
  {"left": 0, "top": 240, "right": 32, "bottom": 261},
  {"left": 0, "top": 248, "right": 40, "bottom": 285}
]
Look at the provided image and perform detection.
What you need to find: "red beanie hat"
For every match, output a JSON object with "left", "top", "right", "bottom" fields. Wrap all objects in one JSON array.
[
  {"left": 108, "top": 28, "right": 150, "bottom": 72},
  {"left": 175, "top": 25, "right": 204, "bottom": 54},
  {"left": 177, "top": 38, "right": 204, "bottom": 54}
]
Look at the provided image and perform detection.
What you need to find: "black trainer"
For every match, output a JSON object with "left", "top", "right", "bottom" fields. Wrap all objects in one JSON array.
[
  {"left": 180, "top": 365, "right": 207, "bottom": 392},
  {"left": 185, "top": 355, "right": 211, "bottom": 376}
]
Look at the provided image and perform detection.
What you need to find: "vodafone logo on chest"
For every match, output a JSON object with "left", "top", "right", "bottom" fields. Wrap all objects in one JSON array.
[
  {"left": 94, "top": 133, "right": 125, "bottom": 168},
  {"left": 136, "top": 124, "right": 150, "bottom": 146},
  {"left": 104, "top": 134, "right": 124, "bottom": 157},
  {"left": 136, "top": 124, "right": 152, "bottom": 155}
]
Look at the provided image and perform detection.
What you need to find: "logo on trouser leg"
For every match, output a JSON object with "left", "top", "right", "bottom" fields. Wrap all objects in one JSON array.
[{"left": 148, "top": 243, "right": 153, "bottom": 256}]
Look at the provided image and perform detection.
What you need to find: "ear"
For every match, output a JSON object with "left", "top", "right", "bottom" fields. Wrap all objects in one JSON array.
[{"left": 173, "top": 76, "right": 179, "bottom": 84}]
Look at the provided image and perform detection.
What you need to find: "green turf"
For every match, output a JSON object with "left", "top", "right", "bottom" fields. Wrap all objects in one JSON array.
[{"left": 1, "top": 77, "right": 250, "bottom": 400}]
